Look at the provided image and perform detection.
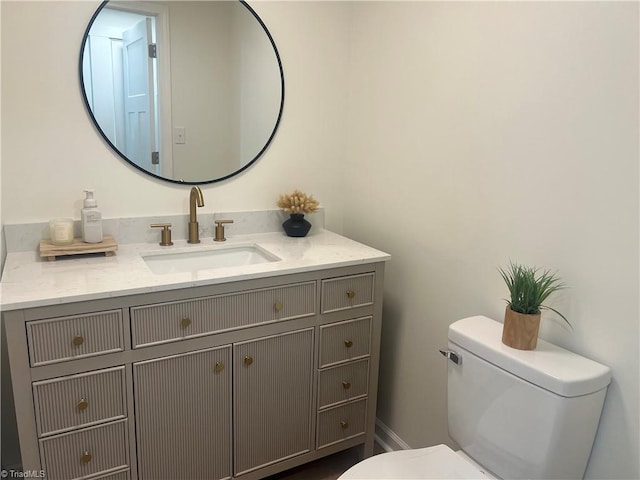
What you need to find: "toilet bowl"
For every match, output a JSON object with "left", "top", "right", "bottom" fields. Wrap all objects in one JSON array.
[
  {"left": 340, "top": 444, "right": 493, "bottom": 479},
  {"left": 339, "top": 316, "right": 611, "bottom": 480}
]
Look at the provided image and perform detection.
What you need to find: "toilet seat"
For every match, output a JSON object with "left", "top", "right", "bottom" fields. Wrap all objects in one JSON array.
[{"left": 338, "top": 444, "right": 490, "bottom": 479}]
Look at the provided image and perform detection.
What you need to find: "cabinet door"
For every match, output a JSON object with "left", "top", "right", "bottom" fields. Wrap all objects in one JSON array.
[
  {"left": 234, "top": 329, "right": 314, "bottom": 475},
  {"left": 134, "top": 346, "right": 231, "bottom": 480}
]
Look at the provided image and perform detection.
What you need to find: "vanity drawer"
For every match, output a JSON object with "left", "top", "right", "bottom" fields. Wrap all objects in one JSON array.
[
  {"left": 92, "top": 470, "right": 130, "bottom": 480},
  {"left": 317, "top": 399, "right": 367, "bottom": 449},
  {"left": 321, "top": 273, "right": 374, "bottom": 313},
  {"left": 318, "top": 359, "right": 369, "bottom": 409},
  {"left": 319, "top": 317, "right": 372, "bottom": 368},
  {"left": 131, "top": 282, "right": 316, "bottom": 347},
  {"left": 33, "top": 366, "right": 126, "bottom": 437},
  {"left": 39, "top": 419, "right": 129, "bottom": 480},
  {"left": 26, "top": 310, "right": 124, "bottom": 366}
]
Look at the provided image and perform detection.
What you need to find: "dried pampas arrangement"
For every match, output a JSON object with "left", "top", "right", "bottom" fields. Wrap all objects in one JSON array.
[{"left": 277, "top": 190, "right": 319, "bottom": 214}]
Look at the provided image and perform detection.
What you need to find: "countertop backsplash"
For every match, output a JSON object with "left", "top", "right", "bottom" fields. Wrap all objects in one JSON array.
[{"left": 2, "top": 209, "right": 325, "bottom": 253}]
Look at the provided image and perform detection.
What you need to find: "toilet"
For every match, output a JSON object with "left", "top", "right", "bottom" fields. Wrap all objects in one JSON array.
[{"left": 340, "top": 316, "right": 611, "bottom": 479}]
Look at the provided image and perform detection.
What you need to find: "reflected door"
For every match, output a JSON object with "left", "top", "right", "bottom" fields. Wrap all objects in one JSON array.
[{"left": 122, "top": 17, "right": 157, "bottom": 173}]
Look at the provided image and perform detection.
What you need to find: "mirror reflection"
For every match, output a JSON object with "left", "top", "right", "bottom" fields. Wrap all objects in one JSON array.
[{"left": 80, "top": 1, "right": 284, "bottom": 184}]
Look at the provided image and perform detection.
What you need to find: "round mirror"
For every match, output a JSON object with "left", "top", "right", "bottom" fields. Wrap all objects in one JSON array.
[{"left": 80, "top": 0, "right": 284, "bottom": 184}]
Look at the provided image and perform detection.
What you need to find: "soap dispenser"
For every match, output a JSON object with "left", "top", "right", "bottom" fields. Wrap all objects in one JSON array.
[{"left": 81, "top": 189, "right": 103, "bottom": 243}]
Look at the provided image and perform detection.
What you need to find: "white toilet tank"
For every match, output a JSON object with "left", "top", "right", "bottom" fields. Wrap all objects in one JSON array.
[{"left": 446, "top": 316, "right": 611, "bottom": 480}]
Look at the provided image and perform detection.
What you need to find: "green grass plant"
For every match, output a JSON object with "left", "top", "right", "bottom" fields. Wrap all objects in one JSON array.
[{"left": 498, "top": 261, "right": 570, "bottom": 327}]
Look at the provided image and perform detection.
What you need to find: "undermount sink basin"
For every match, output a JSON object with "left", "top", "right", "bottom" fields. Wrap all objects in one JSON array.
[{"left": 142, "top": 244, "right": 280, "bottom": 274}]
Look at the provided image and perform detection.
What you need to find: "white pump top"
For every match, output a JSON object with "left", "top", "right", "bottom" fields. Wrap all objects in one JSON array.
[{"left": 83, "top": 189, "right": 97, "bottom": 208}]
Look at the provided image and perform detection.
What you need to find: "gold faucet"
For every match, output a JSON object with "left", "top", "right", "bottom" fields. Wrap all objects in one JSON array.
[{"left": 188, "top": 186, "right": 204, "bottom": 243}]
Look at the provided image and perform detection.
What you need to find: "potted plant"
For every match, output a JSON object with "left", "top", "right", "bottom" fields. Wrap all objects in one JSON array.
[
  {"left": 277, "top": 189, "right": 319, "bottom": 237},
  {"left": 498, "top": 261, "right": 569, "bottom": 350}
]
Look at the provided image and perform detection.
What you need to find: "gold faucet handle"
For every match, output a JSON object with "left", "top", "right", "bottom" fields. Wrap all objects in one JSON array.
[
  {"left": 151, "top": 223, "right": 173, "bottom": 246},
  {"left": 214, "top": 220, "right": 234, "bottom": 242}
]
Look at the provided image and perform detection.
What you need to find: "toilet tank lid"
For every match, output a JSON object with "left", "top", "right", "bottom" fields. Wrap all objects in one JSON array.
[{"left": 448, "top": 316, "right": 612, "bottom": 397}]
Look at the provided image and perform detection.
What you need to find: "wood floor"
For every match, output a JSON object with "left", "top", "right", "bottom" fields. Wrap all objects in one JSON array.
[{"left": 265, "top": 444, "right": 384, "bottom": 480}]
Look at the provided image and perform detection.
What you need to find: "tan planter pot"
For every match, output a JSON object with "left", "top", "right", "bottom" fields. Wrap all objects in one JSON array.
[{"left": 502, "top": 306, "right": 541, "bottom": 350}]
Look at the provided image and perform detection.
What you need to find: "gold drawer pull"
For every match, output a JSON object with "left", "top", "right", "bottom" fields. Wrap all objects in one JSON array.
[
  {"left": 72, "top": 335, "right": 84, "bottom": 347},
  {"left": 244, "top": 356, "right": 254, "bottom": 366},
  {"left": 346, "top": 290, "right": 356, "bottom": 299},
  {"left": 77, "top": 398, "right": 89, "bottom": 411},
  {"left": 214, "top": 362, "right": 225, "bottom": 372},
  {"left": 81, "top": 451, "right": 92, "bottom": 463},
  {"left": 344, "top": 339, "right": 353, "bottom": 348},
  {"left": 274, "top": 301, "right": 284, "bottom": 312},
  {"left": 181, "top": 318, "right": 192, "bottom": 329},
  {"left": 342, "top": 381, "right": 351, "bottom": 390},
  {"left": 340, "top": 420, "right": 349, "bottom": 429}
]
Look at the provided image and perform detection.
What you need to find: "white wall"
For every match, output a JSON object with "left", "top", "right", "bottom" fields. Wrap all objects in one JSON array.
[
  {"left": 0, "top": 0, "right": 3, "bottom": 270},
  {"left": 344, "top": 2, "right": 639, "bottom": 479},
  {"left": 237, "top": 3, "right": 283, "bottom": 169},
  {"left": 1, "top": 1, "right": 638, "bottom": 479},
  {"left": 169, "top": 1, "right": 236, "bottom": 181}
]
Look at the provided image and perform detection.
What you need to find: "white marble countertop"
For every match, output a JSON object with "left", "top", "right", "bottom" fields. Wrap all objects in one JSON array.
[{"left": 0, "top": 230, "right": 390, "bottom": 311}]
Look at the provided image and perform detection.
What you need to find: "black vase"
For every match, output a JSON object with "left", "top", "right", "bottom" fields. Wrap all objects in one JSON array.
[{"left": 282, "top": 213, "right": 311, "bottom": 237}]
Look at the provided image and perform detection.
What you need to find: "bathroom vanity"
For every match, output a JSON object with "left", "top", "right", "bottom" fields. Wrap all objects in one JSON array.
[{"left": 1, "top": 228, "right": 389, "bottom": 480}]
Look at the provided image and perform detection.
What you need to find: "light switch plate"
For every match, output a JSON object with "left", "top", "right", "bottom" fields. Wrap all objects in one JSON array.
[{"left": 174, "top": 127, "right": 186, "bottom": 144}]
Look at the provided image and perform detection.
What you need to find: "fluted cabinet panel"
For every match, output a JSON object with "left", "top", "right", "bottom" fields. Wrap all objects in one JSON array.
[
  {"left": 134, "top": 346, "right": 232, "bottom": 480},
  {"left": 318, "top": 359, "right": 369, "bottom": 409},
  {"left": 234, "top": 329, "right": 314, "bottom": 476},
  {"left": 321, "top": 274, "right": 375, "bottom": 313},
  {"left": 27, "top": 310, "right": 124, "bottom": 366},
  {"left": 131, "top": 282, "right": 316, "bottom": 347},
  {"left": 319, "top": 317, "right": 372, "bottom": 367},
  {"left": 39, "top": 419, "right": 129, "bottom": 480},
  {"left": 33, "top": 366, "right": 126, "bottom": 436}
]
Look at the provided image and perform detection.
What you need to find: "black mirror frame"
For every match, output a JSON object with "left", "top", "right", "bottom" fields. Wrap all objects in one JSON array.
[{"left": 79, "top": 0, "right": 285, "bottom": 185}]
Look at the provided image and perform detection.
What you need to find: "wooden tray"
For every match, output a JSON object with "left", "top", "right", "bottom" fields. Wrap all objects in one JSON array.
[{"left": 39, "top": 235, "right": 118, "bottom": 261}]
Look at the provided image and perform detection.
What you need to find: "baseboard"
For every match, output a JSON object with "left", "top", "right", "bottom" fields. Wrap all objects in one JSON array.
[{"left": 374, "top": 418, "right": 412, "bottom": 452}]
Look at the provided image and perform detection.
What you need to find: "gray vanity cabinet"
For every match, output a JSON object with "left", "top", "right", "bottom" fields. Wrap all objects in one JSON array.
[
  {"left": 316, "top": 317, "right": 373, "bottom": 450},
  {"left": 4, "top": 262, "right": 385, "bottom": 480},
  {"left": 133, "top": 346, "right": 232, "bottom": 480},
  {"left": 234, "top": 329, "right": 314, "bottom": 476}
]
